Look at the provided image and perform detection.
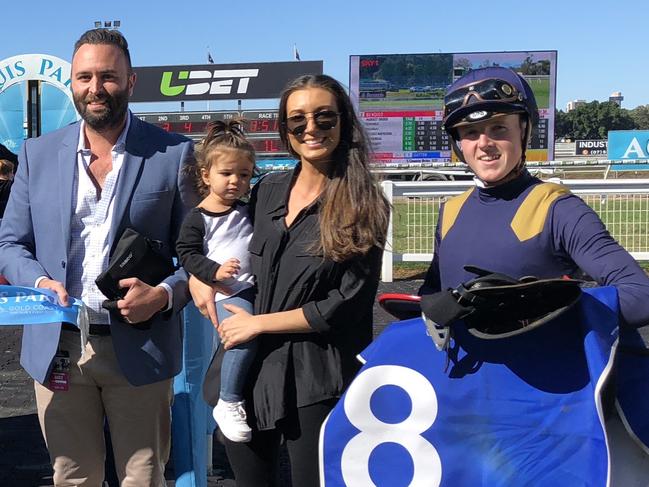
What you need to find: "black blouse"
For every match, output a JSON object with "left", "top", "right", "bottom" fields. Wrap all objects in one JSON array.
[{"left": 245, "top": 167, "right": 382, "bottom": 430}]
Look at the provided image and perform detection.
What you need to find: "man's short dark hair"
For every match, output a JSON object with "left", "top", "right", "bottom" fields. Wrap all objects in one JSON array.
[{"left": 73, "top": 29, "right": 132, "bottom": 71}]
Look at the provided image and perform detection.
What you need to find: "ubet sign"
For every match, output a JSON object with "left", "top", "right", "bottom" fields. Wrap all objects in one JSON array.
[
  {"left": 160, "top": 69, "right": 260, "bottom": 97},
  {"left": 131, "top": 61, "right": 323, "bottom": 102}
]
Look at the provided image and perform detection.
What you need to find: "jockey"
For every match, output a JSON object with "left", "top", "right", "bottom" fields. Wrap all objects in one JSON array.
[{"left": 420, "top": 66, "right": 649, "bottom": 336}]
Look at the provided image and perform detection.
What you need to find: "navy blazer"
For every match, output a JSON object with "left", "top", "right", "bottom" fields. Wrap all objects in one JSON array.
[{"left": 0, "top": 115, "right": 199, "bottom": 386}]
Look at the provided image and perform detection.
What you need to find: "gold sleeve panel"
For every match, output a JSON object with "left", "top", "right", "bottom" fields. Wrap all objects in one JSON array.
[
  {"left": 441, "top": 188, "right": 474, "bottom": 240},
  {"left": 510, "top": 183, "right": 571, "bottom": 242}
]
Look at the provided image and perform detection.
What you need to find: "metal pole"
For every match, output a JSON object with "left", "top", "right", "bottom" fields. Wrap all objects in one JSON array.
[
  {"left": 381, "top": 180, "right": 394, "bottom": 282},
  {"left": 26, "top": 80, "right": 41, "bottom": 139}
]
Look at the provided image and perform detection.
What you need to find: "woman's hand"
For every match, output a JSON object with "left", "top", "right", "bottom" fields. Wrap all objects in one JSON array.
[
  {"left": 219, "top": 303, "right": 262, "bottom": 349},
  {"left": 188, "top": 275, "right": 218, "bottom": 325}
]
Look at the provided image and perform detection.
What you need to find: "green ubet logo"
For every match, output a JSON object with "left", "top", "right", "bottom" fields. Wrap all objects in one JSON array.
[{"left": 160, "top": 68, "right": 259, "bottom": 97}]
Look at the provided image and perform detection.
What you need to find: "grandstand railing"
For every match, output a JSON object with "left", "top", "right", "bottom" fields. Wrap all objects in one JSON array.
[{"left": 380, "top": 178, "right": 649, "bottom": 282}]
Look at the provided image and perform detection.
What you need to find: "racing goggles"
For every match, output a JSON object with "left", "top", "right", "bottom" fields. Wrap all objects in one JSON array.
[
  {"left": 444, "top": 79, "right": 524, "bottom": 117},
  {"left": 284, "top": 110, "right": 340, "bottom": 136}
]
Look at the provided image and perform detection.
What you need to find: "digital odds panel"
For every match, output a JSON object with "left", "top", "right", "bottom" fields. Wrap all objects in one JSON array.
[
  {"left": 349, "top": 51, "right": 557, "bottom": 167},
  {"left": 135, "top": 110, "right": 286, "bottom": 156}
]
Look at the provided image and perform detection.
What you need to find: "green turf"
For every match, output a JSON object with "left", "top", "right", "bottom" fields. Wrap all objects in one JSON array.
[
  {"left": 527, "top": 77, "right": 550, "bottom": 109},
  {"left": 391, "top": 197, "right": 648, "bottom": 256},
  {"left": 360, "top": 99, "right": 445, "bottom": 109},
  {"left": 359, "top": 79, "right": 551, "bottom": 110}
]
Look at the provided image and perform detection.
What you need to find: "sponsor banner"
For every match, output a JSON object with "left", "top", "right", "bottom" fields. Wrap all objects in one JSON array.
[
  {"left": 320, "top": 287, "right": 632, "bottom": 487},
  {"left": 608, "top": 130, "right": 649, "bottom": 170},
  {"left": 131, "top": 61, "right": 323, "bottom": 102},
  {"left": 0, "top": 285, "right": 82, "bottom": 326},
  {"left": 575, "top": 139, "right": 607, "bottom": 156},
  {"left": 0, "top": 54, "right": 72, "bottom": 99}
]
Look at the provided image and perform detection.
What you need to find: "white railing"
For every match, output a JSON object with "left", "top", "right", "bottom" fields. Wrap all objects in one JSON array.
[{"left": 381, "top": 179, "right": 649, "bottom": 282}]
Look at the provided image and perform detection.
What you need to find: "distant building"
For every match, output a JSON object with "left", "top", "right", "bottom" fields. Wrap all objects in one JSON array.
[
  {"left": 609, "top": 91, "right": 624, "bottom": 107},
  {"left": 566, "top": 99, "right": 586, "bottom": 112}
]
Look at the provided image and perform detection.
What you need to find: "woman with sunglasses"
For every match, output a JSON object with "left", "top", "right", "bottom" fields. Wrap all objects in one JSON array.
[{"left": 191, "top": 74, "right": 389, "bottom": 486}]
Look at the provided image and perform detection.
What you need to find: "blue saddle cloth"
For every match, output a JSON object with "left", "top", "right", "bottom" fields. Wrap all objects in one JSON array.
[{"left": 320, "top": 287, "right": 648, "bottom": 487}]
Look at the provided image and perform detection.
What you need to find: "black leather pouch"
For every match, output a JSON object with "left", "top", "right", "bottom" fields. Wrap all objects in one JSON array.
[{"left": 96, "top": 228, "right": 175, "bottom": 329}]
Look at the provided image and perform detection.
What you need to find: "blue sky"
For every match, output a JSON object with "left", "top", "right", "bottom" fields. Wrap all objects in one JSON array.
[{"left": 2, "top": 0, "right": 647, "bottom": 111}]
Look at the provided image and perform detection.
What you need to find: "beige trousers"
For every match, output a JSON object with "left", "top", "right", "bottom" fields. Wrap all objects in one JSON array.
[{"left": 35, "top": 330, "right": 173, "bottom": 487}]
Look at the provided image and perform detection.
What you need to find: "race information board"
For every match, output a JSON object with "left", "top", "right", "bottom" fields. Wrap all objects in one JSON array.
[
  {"left": 349, "top": 51, "right": 557, "bottom": 167},
  {"left": 135, "top": 110, "right": 290, "bottom": 157},
  {"left": 135, "top": 110, "right": 239, "bottom": 136}
]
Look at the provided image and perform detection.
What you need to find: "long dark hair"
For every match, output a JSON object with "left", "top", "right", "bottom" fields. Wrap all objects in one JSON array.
[{"left": 278, "top": 74, "right": 389, "bottom": 262}]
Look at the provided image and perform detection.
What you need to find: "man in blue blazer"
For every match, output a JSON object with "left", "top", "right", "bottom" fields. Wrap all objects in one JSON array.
[{"left": 0, "top": 29, "right": 198, "bottom": 486}]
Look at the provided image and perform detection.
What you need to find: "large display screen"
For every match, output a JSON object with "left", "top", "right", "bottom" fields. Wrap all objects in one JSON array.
[{"left": 349, "top": 51, "right": 557, "bottom": 167}]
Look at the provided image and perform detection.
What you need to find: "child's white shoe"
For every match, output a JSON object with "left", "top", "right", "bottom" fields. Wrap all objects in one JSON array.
[{"left": 213, "top": 399, "right": 252, "bottom": 443}]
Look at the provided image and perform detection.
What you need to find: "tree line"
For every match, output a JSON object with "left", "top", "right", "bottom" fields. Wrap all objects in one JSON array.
[{"left": 555, "top": 102, "right": 649, "bottom": 140}]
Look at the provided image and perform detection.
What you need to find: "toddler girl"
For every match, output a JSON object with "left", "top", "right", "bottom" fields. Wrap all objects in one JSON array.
[{"left": 177, "top": 120, "right": 256, "bottom": 442}]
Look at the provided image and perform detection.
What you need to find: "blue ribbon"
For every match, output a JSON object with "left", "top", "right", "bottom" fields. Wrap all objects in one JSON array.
[{"left": 0, "top": 285, "right": 83, "bottom": 326}]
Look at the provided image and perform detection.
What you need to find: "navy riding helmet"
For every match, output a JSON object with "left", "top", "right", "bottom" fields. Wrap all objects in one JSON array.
[{"left": 443, "top": 67, "right": 539, "bottom": 162}]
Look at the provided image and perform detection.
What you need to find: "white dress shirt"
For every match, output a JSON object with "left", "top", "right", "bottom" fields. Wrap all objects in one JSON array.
[
  {"left": 36, "top": 114, "right": 172, "bottom": 323},
  {"left": 66, "top": 116, "right": 131, "bottom": 323}
]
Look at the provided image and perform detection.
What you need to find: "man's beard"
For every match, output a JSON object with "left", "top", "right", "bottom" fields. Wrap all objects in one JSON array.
[{"left": 73, "top": 88, "right": 129, "bottom": 131}]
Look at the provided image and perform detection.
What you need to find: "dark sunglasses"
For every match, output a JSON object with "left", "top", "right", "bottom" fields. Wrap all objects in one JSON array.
[
  {"left": 444, "top": 79, "right": 523, "bottom": 116},
  {"left": 284, "top": 110, "right": 340, "bottom": 136}
]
